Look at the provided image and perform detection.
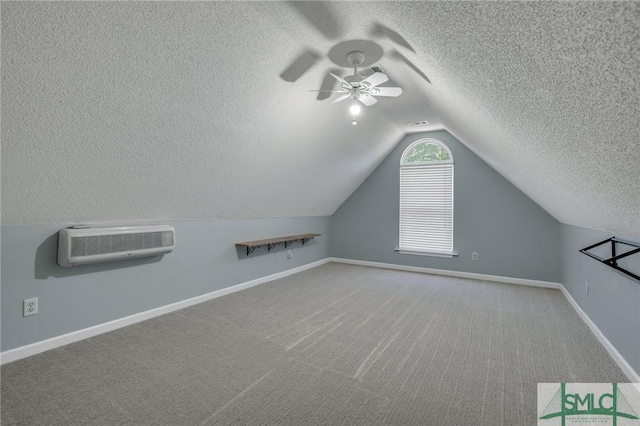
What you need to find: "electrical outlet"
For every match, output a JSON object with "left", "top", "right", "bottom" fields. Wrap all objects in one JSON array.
[
  {"left": 472, "top": 252, "right": 478, "bottom": 261},
  {"left": 287, "top": 250, "right": 292, "bottom": 260},
  {"left": 23, "top": 298, "right": 38, "bottom": 317},
  {"left": 275, "top": 252, "right": 281, "bottom": 261},
  {"left": 585, "top": 281, "right": 589, "bottom": 295}
]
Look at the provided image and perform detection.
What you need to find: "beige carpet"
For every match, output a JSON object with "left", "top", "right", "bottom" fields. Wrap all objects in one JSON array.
[{"left": 1, "top": 263, "right": 628, "bottom": 425}]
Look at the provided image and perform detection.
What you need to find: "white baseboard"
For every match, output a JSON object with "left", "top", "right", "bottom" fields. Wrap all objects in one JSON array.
[
  {"left": 0, "top": 258, "right": 331, "bottom": 365},
  {"left": 328, "top": 257, "right": 561, "bottom": 289},
  {"left": 560, "top": 285, "right": 640, "bottom": 384},
  {"left": 5, "top": 257, "right": 637, "bottom": 385}
]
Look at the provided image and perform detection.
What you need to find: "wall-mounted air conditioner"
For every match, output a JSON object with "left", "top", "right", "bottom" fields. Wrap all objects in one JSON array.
[{"left": 58, "top": 225, "right": 175, "bottom": 267}]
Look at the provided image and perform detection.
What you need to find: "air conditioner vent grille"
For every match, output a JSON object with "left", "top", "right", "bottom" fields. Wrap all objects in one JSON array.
[
  {"left": 70, "top": 232, "right": 173, "bottom": 257},
  {"left": 58, "top": 225, "right": 175, "bottom": 267}
]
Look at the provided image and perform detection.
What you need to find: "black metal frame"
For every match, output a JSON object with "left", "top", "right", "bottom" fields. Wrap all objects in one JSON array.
[
  {"left": 579, "top": 237, "right": 640, "bottom": 281},
  {"left": 241, "top": 235, "right": 318, "bottom": 257},
  {"left": 267, "top": 242, "right": 282, "bottom": 252}
]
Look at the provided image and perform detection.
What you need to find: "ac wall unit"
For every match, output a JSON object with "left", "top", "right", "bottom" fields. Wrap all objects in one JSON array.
[{"left": 58, "top": 225, "right": 175, "bottom": 267}]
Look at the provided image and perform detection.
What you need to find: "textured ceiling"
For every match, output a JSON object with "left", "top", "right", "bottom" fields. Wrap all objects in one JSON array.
[{"left": 2, "top": 2, "right": 639, "bottom": 239}]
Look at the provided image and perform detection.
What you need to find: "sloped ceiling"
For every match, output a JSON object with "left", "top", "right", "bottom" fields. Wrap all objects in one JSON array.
[{"left": 2, "top": 2, "right": 639, "bottom": 239}]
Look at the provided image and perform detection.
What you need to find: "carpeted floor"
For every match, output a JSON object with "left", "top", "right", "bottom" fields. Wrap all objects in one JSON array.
[{"left": 1, "top": 263, "right": 629, "bottom": 425}]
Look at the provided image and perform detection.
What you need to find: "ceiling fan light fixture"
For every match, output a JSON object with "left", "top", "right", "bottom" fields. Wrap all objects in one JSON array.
[{"left": 315, "top": 50, "right": 403, "bottom": 123}]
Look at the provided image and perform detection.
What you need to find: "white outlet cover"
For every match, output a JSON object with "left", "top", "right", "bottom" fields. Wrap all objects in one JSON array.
[{"left": 23, "top": 297, "right": 38, "bottom": 317}]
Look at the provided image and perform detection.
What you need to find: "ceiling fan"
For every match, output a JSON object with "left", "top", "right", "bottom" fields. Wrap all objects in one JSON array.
[{"left": 312, "top": 51, "right": 403, "bottom": 107}]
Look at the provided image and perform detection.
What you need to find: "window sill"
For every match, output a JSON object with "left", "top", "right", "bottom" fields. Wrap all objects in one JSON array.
[{"left": 395, "top": 247, "right": 458, "bottom": 258}]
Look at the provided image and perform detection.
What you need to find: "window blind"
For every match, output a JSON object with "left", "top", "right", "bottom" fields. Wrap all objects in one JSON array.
[{"left": 399, "top": 164, "right": 453, "bottom": 252}]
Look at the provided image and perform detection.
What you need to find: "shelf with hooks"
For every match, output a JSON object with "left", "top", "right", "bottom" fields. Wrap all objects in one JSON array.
[
  {"left": 579, "top": 237, "right": 640, "bottom": 281},
  {"left": 236, "top": 233, "right": 321, "bottom": 257}
]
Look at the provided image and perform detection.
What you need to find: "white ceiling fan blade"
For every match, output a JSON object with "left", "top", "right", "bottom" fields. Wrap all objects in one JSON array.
[
  {"left": 358, "top": 93, "right": 378, "bottom": 106},
  {"left": 329, "top": 72, "right": 351, "bottom": 89},
  {"left": 309, "top": 89, "right": 348, "bottom": 92},
  {"left": 361, "top": 72, "right": 388, "bottom": 88},
  {"left": 330, "top": 93, "right": 351, "bottom": 104},
  {"left": 317, "top": 68, "right": 343, "bottom": 101},
  {"left": 370, "top": 87, "right": 403, "bottom": 97}
]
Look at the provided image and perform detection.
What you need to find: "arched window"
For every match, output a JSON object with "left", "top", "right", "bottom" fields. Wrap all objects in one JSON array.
[{"left": 398, "top": 139, "right": 454, "bottom": 255}]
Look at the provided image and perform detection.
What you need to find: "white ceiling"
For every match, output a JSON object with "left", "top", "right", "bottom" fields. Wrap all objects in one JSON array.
[{"left": 2, "top": 2, "right": 639, "bottom": 239}]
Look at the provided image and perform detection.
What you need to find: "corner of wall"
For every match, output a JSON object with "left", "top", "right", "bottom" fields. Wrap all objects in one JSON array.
[{"left": 559, "top": 223, "right": 640, "bottom": 379}]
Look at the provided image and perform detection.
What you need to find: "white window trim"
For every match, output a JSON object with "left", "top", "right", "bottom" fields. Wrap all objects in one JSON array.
[
  {"left": 400, "top": 161, "right": 452, "bottom": 168},
  {"left": 400, "top": 139, "right": 454, "bottom": 166},
  {"left": 398, "top": 139, "right": 454, "bottom": 255},
  {"left": 395, "top": 247, "right": 458, "bottom": 258}
]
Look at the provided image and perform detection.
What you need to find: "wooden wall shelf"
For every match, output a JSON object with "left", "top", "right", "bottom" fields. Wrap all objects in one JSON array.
[{"left": 236, "top": 233, "right": 321, "bottom": 256}]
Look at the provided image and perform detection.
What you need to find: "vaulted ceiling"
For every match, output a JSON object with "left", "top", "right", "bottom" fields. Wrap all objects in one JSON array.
[{"left": 2, "top": 2, "right": 639, "bottom": 239}]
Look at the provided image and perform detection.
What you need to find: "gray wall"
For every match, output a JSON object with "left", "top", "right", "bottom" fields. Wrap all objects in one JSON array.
[
  {"left": 561, "top": 224, "right": 640, "bottom": 375},
  {"left": 1, "top": 216, "right": 330, "bottom": 351},
  {"left": 330, "top": 130, "right": 562, "bottom": 282}
]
